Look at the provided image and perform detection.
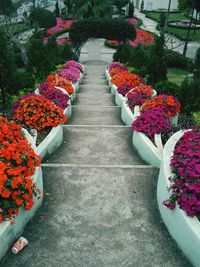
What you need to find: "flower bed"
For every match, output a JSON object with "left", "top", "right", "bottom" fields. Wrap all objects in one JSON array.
[
  {"left": 0, "top": 118, "right": 43, "bottom": 259},
  {"left": 157, "top": 130, "right": 200, "bottom": 267}
]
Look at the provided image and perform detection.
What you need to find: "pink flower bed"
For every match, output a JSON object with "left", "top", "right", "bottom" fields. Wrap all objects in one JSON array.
[{"left": 47, "top": 18, "right": 76, "bottom": 36}]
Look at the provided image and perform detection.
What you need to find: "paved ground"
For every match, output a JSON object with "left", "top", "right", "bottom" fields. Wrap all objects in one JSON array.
[
  {"left": 134, "top": 9, "right": 200, "bottom": 59},
  {"left": 1, "top": 60, "right": 192, "bottom": 267}
]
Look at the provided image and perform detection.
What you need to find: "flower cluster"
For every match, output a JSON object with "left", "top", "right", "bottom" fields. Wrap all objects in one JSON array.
[
  {"left": 127, "top": 85, "right": 153, "bottom": 109},
  {"left": 106, "top": 29, "right": 154, "bottom": 48},
  {"left": 163, "top": 130, "right": 200, "bottom": 217},
  {"left": 46, "top": 74, "right": 75, "bottom": 95},
  {"left": 111, "top": 71, "right": 144, "bottom": 88},
  {"left": 0, "top": 117, "right": 41, "bottom": 223},
  {"left": 13, "top": 95, "right": 67, "bottom": 131},
  {"left": 39, "top": 82, "right": 70, "bottom": 110},
  {"left": 117, "top": 85, "right": 133, "bottom": 96},
  {"left": 108, "top": 62, "right": 127, "bottom": 72},
  {"left": 132, "top": 106, "right": 172, "bottom": 138},
  {"left": 64, "top": 60, "right": 83, "bottom": 73},
  {"left": 58, "top": 68, "right": 80, "bottom": 84},
  {"left": 141, "top": 94, "right": 181, "bottom": 117}
]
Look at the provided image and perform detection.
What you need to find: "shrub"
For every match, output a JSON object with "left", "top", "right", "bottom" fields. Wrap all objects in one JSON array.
[
  {"left": 164, "top": 49, "right": 192, "bottom": 69},
  {"left": 179, "top": 78, "right": 200, "bottom": 114},
  {"left": 29, "top": 8, "right": 56, "bottom": 29},
  {"left": 155, "top": 81, "right": 180, "bottom": 97}
]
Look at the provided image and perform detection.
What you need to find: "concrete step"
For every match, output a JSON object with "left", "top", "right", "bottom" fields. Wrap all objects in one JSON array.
[
  {"left": 81, "top": 79, "right": 107, "bottom": 86},
  {"left": 68, "top": 106, "right": 122, "bottom": 125},
  {"left": 72, "top": 93, "right": 115, "bottom": 106},
  {"left": 2, "top": 166, "right": 190, "bottom": 267},
  {"left": 47, "top": 126, "right": 144, "bottom": 165},
  {"left": 79, "top": 84, "right": 110, "bottom": 93}
]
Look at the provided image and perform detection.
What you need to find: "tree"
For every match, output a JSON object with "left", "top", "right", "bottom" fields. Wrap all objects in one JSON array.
[
  {"left": 147, "top": 33, "right": 167, "bottom": 85},
  {"left": 73, "top": 0, "right": 113, "bottom": 19},
  {"left": 63, "top": 0, "right": 74, "bottom": 16},
  {"left": 29, "top": 8, "right": 56, "bottom": 29},
  {"left": 55, "top": 0, "right": 60, "bottom": 17},
  {"left": 178, "top": 0, "right": 192, "bottom": 12},
  {"left": 0, "top": 29, "right": 17, "bottom": 111},
  {"left": 113, "top": 0, "right": 129, "bottom": 15},
  {"left": 128, "top": 2, "right": 134, "bottom": 18},
  {"left": 27, "top": 34, "right": 53, "bottom": 80},
  {"left": 140, "top": 0, "right": 144, "bottom": 11},
  {"left": 0, "top": 0, "right": 15, "bottom": 15},
  {"left": 193, "top": 47, "right": 200, "bottom": 80}
]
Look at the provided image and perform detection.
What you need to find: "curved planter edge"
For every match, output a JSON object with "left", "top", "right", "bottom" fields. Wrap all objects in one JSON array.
[
  {"left": 36, "top": 124, "right": 63, "bottom": 159},
  {"left": 111, "top": 84, "right": 117, "bottom": 94},
  {"left": 0, "top": 130, "right": 43, "bottom": 260},
  {"left": 157, "top": 130, "right": 200, "bottom": 267},
  {"left": 115, "top": 91, "right": 124, "bottom": 107},
  {"left": 132, "top": 131, "right": 162, "bottom": 167},
  {"left": 121, "top": 101, "right": 136, "bottom": 126}
]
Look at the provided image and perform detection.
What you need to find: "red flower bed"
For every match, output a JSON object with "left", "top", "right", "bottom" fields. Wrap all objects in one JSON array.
[
  {"left": 46, "top": 74, "right": 75, "bottom": 95},
  {"left": 111, "top": 71, "right": 144, "bottom": 88},
  {"left": 0, "top": 117, "right": 41, "bottom": 223},
  {"left": 13, "top": 95, "right": 67, "bottom": 131}
]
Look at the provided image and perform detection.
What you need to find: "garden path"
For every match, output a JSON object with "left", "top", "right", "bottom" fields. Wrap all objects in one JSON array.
[
  {"left": 135, "top": 8, "right": 200, "bottom": 59},
  {"left": 1, "top": 61, "right": 191, "bottom": 267}
]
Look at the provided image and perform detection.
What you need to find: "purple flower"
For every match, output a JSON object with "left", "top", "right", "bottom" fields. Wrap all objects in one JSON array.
[{"left": 117, "top": 85, "right": 132, "bottom": 96}]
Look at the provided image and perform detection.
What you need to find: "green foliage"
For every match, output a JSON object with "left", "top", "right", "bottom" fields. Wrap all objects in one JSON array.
[
  {"left": 0, "top": 29, "right": 17, "bottom": 110},
  {"left": 155, "top": 81, "right": 180, "bottom": 97},
  {"left": 0, "top": 0, "right": 15, "bottom": 15},
  {"left": 63, "top": 0, "right": 74, "bottom": 16},
  {"left": 146, "top": 34, "right": 167, "bottom": 85},
  {"left": 70, "top": 18, "right": 136, "bottom": 52},
  {"left": 113, "top": 0, "right": 129, "bottom": 14},
  {"left": 179, "top": 78, "right": 200, "bottom": 114},
  {"left": 165, "top": 49, "right": 192, "bottom": 69},
  {"left": 140, "top": 0, "right": 144, "bottom": 11},
  {"left": 27, "top": 36, "right": 53, "bottom": 80},
  {"left": 55, "top": 1, "right": 60, "bottom": 17},
  {"left": 194, "top": 47, "right": 200, "bottom": 80},
  {"left": 159, "top": 13, "right": 166, "bottom": 27},
  {"left": 128, "top": 2, "right": 134, "bottom": 18},
  {"left": 73, "top": 0, "right": 113, "bottom": 19},
  {"left": 193, "top": 112, "right": 200, "bottom": 125},
  {"left": 178, "top": 0, "right": 192, "bottom": 12},
  {"left": 12, "top": 71, "right": 35, "bottom": 92},
  {"left": 29, "top": 8, "right": 56, "bottom": 29}
]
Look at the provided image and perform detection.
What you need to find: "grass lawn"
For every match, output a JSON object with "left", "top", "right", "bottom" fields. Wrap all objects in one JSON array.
[
  {"left": 167, "top": 26, "right": 200, "bottom": 41},
  {"left": 145, "top": 11, "right": 187, "bottom": 22},
  {"left": 167, "top": 68, "right": 190, "bottom": 86}
]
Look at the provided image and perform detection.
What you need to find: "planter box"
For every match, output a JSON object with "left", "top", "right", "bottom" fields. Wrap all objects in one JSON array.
[
  {"left": 0, "top": 129, "right": 43, "bottom": 260},
  {"left": 74, "top": 81, "right": 79, "bottom": 93},
  {"left": 105, "top": 68, "right": 110, "bottom": 81},
  {"left": 121, "top": 101, "right": 139, "bottom": 126},
  {"left": 111, "top": 84, "right": 117, "bottom": 94},
  {"left": 115, "top": 91, "right": 124, "bottom": 107},
  {"left": 36, "top": 124, "right": 63, "bottom": 160},
  {"left": 132, "top": 131, "right": 163, "bottom": 167},
  {"left": 157, "top": 130, "right": 200, "bottom": 267}
]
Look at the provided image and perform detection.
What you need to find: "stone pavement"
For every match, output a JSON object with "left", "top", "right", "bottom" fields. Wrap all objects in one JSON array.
[
  {"left": 1, "top": 59, "right": 192, "bottom": 267},
  {"left": 134, "top": 8, "right": 200, "bottom": 59}
]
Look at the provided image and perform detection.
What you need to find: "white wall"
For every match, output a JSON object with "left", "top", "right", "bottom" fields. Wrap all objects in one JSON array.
[{"left": 133, "top": 0, "right": 178, "bottom": 11}]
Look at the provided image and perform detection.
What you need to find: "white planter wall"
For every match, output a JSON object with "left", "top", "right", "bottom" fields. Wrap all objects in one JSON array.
[{"left": 157, "top": 130, "right": 200, "bottom": 267}]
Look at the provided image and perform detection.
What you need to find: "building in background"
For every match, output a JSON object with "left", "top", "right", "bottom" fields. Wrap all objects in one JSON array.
[{"left": 132, "top": 0, "right": 178, "bottom": 11}]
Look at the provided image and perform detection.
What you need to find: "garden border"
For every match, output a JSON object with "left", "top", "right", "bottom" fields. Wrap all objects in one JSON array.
[
  {"left": 157, "top": 130, "right": 200, "bottom": 267},
  {"left": 0, "top": 129, "right": 43, "bottom": 260}
]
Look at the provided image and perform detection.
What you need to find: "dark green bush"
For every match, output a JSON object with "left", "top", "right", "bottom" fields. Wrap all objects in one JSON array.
[
  {"left": 155, "top": 80, "right": 180, "bottom": 97},
  {"left": 12, "top": 71, "right": 35, "bottom": 91},
  {"left": 164, "top": 49, "right": 192, "bottom": 69},
  {"left": 179, "top": 78, "right": 200, "bottom": 114},
  {"left": 29, "top": 8, "right": 56, "bottom": 29}
]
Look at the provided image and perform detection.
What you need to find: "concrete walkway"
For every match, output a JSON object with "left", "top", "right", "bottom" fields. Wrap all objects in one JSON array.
[
  {"left": 134, "top": 9, "right": 200, "bottom": 59},
  {"left": 1, "top": 60, "right": 191, "bottom": 266}
]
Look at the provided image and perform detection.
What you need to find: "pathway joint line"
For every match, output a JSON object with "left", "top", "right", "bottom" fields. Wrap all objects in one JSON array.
[
  {"left": 63, "top": 125, "right": 131, "bottom": 128},
  {"left": 41, "top": 163, "right": 158, "bottom": 169}
]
